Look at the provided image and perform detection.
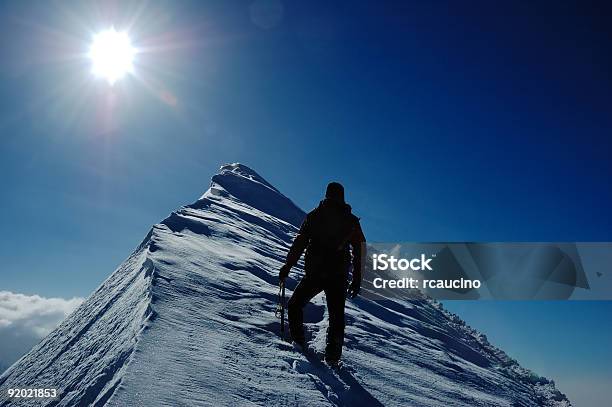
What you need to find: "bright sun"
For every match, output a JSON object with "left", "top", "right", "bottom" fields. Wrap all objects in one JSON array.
[{"left": 89, "top": 28, "right": 134, "bottom": 85}]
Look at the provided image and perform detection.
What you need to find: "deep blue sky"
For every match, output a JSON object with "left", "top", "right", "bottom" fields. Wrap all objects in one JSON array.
[{"left": 0, "top": 1, "right": 611, "bottom": 405}]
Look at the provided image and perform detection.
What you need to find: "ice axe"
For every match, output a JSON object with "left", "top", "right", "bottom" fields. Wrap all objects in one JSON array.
[{"left": 275, "top": 280, "right": 286, "bottom": 338}]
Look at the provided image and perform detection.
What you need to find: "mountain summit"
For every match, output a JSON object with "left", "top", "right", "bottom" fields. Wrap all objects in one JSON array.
[{"left": 0, "top": 164, "right": 570, "bottom": 406}]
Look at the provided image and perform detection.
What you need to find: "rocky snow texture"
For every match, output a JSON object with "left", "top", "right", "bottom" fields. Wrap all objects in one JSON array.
[{"left": 0, "top": 163, "right": 570, "bottom": 407}]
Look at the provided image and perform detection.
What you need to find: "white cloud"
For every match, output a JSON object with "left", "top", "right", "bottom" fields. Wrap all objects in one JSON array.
[{"left": 0, "top": 291, "right": 83, "bottom": 372}]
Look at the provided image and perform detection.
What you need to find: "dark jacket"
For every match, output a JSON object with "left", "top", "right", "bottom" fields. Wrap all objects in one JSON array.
[{"left": 285, "top": 199, "right": 366, "bottom": 279}]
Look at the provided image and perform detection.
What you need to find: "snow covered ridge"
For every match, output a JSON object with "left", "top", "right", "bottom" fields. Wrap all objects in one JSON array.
[{"left": 0, "top": 163, "right": 571, "bottom": 406}]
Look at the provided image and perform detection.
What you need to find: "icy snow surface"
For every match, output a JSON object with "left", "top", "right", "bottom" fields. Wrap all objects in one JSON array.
[{"left": 0, "top": 163, "right": 571, "bottom": 406}]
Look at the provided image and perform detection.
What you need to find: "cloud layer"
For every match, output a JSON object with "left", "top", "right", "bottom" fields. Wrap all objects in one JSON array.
[{"left": 0, "top": 291, "right": 83, "bottom": 372}]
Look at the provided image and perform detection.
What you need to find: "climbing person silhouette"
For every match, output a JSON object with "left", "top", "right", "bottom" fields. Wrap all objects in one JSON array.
[{"left": 279, "top": 182, "right": 365, "bottom": 366}]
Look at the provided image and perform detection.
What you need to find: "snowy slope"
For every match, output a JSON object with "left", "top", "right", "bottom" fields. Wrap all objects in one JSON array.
[{"left": 0, "top": 163, "right": 571, "bottom": 406}]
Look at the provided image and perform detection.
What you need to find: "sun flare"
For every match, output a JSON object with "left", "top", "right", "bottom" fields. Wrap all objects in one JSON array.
[{"left": 89, "top": 28, "right": 134, "bottom": 85}]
